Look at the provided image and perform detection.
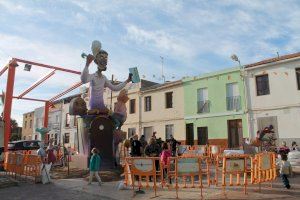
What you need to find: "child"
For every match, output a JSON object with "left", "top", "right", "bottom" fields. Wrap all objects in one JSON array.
[
  {"left": 279, "top": 154, "right": 292, "bottom": 189},
  {"left": 160, "top": 142, "right": 172, "bottom": 184},
  {"left": 88, "top": 148, "right": 102, "bottom": 185},
  {"left": 111, "top": 89, "right": 129, "bottom": 130}
]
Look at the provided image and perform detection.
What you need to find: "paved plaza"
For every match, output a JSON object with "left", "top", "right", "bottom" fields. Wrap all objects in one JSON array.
[{"left": 0, "top": 173, "right": 299, "bottom": 200}]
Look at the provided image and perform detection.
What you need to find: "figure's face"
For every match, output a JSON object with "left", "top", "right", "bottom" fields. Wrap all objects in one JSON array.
[{"left": 94, "top": 53, "right": 108, "bottom": 71}]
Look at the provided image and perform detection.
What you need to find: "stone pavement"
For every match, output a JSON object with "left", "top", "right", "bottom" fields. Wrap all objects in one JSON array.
[
  {"left": 0, "top": 174, "right": 300, "bottom": 200},
  {"left": 0, "top": 176, "right": 18, "bottom": 189}
]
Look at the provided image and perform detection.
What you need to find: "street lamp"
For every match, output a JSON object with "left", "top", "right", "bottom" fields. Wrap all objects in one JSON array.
[
  {"left": 231, "top": 54, "right": 241, "bottom": 67},
  {"left": 230, "top": 54, "right": 252, "bottom": 140}
]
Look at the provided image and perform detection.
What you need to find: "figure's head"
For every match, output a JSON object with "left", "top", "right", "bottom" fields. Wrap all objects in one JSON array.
[
  {"left": 91, "top": 147, "right": 99, "bottom": 154},
  {"left": 91, "top": 40, "right": 108, "bottom": 72},
  {"left": 282, "top": 141, "right": 287, "bottom": 147},
  {"left": 292, "top": 141, "right": 297, "bottom": 146},
  {"left": 69, "top": 97, "right": 87, "bottom": 116},
  {"left": 117, "top": 89, "right": 129, "bottom": 103}
]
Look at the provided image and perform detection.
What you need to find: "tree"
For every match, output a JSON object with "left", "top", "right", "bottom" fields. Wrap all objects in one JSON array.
[{"left": 10, "top": 118, "right": 21, "bottom": 141}]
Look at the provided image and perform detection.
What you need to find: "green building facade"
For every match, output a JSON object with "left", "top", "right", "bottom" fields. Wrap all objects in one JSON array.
[{"left": 183, "top": 67, "right": 249, "bottom": 148}]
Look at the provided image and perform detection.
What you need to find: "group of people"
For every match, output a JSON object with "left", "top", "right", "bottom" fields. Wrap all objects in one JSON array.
[{"left": 128, "top": 132, "right": 180, "bottom": 158}]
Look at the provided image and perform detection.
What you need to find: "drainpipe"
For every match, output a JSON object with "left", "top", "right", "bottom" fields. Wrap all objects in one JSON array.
[
  {"left": 138, "top": 91, "right": 142, "bottom": 136},
  {"left": 240, "top": 66, "right": 252, "bottom": 139}
]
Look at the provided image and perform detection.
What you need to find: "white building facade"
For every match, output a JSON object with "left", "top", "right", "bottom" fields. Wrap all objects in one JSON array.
[
  {"left": 60, "top": 95, "right": 79, "bottom": 150},
  {"left": 32, "top": 106, "right": 44, "bottom": 141},
  {"left": 111, "top": 80, "right": 185, "bottom": 143},
  {"left": 245, "top": 53, "right": 300, "bottom": 146}
]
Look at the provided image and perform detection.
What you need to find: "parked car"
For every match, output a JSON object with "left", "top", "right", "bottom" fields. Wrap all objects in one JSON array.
[{"left": 8, "top": 140, "right": 41, "bottom": 151}]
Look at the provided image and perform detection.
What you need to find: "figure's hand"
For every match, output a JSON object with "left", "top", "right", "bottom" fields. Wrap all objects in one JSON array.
[
  {"left": 85, "top": 54, "right": 94, "bottom": 67},
  {"left": 126, "top": 73, "right": 133, "bottom": 83}
]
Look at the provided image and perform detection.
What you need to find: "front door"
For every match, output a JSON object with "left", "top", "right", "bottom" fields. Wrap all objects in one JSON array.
[
  {"left": 143, "top": 126, "right": 153, "bottom": 142},
  {"left": 197, "top": 127, "right": 208, "bottom": 145},
  {"left": 90, "top": 116, "right": 114, "bottom": 169},
  {"left": 227, "top": 119, "right": 243, "bottom": 148},
  {"left": 186, "top": 123, "right": 194, "bottom": 145}
]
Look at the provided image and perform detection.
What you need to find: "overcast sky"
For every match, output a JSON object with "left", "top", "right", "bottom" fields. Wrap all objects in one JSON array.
[{"left": 0, "top": 0, "right": 300, "bottom": 125}]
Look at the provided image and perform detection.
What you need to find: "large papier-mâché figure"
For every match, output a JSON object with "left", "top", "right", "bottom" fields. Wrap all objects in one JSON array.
[{"left": 81, "top": 40, "right": 132, "bottom": 114}]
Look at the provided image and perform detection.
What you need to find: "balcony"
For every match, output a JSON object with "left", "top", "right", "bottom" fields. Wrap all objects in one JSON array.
[
  {"left": 226, "top": 96, "right": 241, "bottom": 111},
  {"left": 197, "top": 100, "right": 210, "bottom": 113}
]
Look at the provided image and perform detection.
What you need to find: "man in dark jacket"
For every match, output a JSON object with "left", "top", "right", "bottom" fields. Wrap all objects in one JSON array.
[{"left": 168, "top": 135, "right": 180, "bottom": 156}]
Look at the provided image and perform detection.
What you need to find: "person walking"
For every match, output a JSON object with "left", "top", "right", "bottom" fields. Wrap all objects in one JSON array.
[
  {"left": 88, "top": 148, "right": 102, "bottom": 186},
  {"left": 279, "top": 154, "right": 292, "bottom": 189},
  {"left": 160, "top": 142, "right": 172, "bottom": 185}
]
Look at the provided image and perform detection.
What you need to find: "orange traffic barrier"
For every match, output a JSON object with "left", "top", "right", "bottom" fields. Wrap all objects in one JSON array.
[
  {"left": 251, "top": 152, "right": 277, "bottom": 186},
  {"left": 4, "top": 152, "right": 41, "bottom": 182},
  {"left": 125, "top": 157, "right": 158, "bottom": 197},
  {"left": 217, "top": 154, "right": 251, "bottom": 194},
  {"left": 174, "top": 156, "right": 210, "bottom": 198}
]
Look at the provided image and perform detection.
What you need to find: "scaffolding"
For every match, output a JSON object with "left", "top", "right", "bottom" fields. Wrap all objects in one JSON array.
[{"left": 0, "top": 58, "right": 82, "bottom": 152}]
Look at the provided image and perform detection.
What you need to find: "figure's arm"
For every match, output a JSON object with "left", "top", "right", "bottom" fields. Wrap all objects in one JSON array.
[
  {"left": 81, "top": 54, "right": 94, "bottom": 83},
  {"left": 105, "top": 78, "right": 128, "bottom": 91},
  {"left": 105, "top": 73, "right": 132, "bottom": 91}
]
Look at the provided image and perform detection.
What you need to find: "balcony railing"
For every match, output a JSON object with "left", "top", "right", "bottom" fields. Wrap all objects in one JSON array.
[
  {"left": 226, "top": 96, "right": 241, "bottom": 111},
  {"left": 197, "top": 100, "right": 210, "bottom": 113}
]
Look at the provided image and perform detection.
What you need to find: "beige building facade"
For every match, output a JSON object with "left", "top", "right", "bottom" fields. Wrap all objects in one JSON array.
[
  {"left": 111, "top": 80, "right": 185, "bottom": 142},
  {"left": 22, "top": 111, "right": 34, "bottom": 140}
]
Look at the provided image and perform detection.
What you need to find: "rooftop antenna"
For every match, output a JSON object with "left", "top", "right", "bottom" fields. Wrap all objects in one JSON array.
[{"left": 160, "top": 56, "right": 165, "bottom": 83}]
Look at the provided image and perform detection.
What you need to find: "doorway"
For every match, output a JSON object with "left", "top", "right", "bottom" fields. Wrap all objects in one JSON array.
[
  {"left": 227, "top": 119, "right": 243, "bottom": 148},
  {"left": 186, "top": 123, "right": 194, "bottom": 145},
  {"left": 197, "top": 127, "right": 208, "bottom": 145},
  {"left": 143, "top": 126, "right": 153, "bottom": 142}
]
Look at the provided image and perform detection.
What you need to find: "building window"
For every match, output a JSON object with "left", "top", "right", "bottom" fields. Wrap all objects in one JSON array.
[
  {"left": 65, "top": 113, "right": 70, "bottom": 127},
  {"left": 34, "top": 135, "right": 37, "bottom": 140},
  {"left": 256, "top": 74, "right": 270, "bottom": 96},
  {"left": 29, "top": 120, "right": 32, "bottom": 128},
  {"left": 130, "top": 99, "right": 136, "bottom": 114},
  {"left": 296, "top": 68, "right": 300, "bottom": 90},
  {"left": 25, "top": 121, "right": 27, "bottom": 129},
  {"left": 145, "top": 96, "right": 151, "bottom": 112},
  {"left": 64, "top": 133, "right": 70, "bottom": 144},
  {"left": 165, "top": 124, "right": 174, "bottom": 140},
  {"left": 128, "top": 128, "right": 136, "bottom": 138},
  {"left": 197, "top": 88, "right": 210, "bottom": 113},
  {"left": 226, "top": 83, "right": 241, "bottom": 111},
  {"left": 165, "top": 92, "right": 173, "bottom": 108},
  {"left": 55, "top": 115, "right": 59, "bottom": 123}
]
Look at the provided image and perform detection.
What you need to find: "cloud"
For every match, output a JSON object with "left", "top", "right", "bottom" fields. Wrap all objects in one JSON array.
[{"left": 124, "top": 24, "right": 193, "bottom": 58}]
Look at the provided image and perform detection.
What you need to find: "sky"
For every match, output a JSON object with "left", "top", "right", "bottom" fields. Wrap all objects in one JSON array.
[{"left": 0, "top": 0, "right": 300, "bottom": 125}]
